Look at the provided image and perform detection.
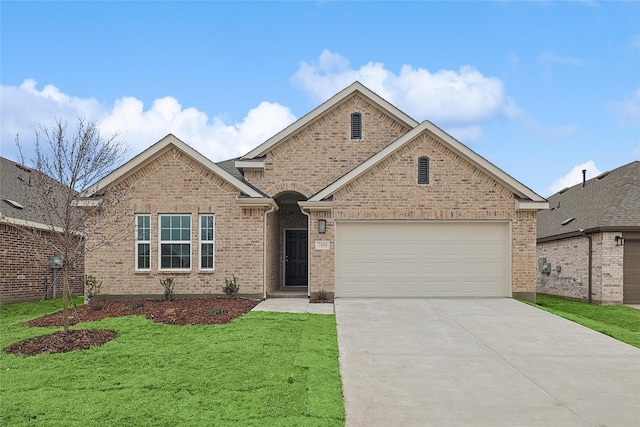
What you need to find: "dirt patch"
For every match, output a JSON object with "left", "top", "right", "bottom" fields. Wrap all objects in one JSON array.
[
  {"left": 6, "top": 298, "right": 260, "bottom": 356},
  {"left": 5, "top": 329, "right": 117, "bottom": 356},
  {"left": 26, "top": 297, "right": 260, "bottom": 327}
]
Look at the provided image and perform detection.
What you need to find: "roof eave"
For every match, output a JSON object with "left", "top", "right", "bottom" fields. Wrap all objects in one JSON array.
[{"left": 80, "top": 134, "right": 265, "bottom": 199}]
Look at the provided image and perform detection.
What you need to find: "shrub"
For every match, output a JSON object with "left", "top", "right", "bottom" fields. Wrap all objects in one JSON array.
[
  {"left": 160, "top": 277, "right": 175, "bottom": 301},
  {"left": 84, "top": 275, "right": 102, "bottom": 307},
  {"left": 210, "top": 307, "right": 227, "bottom": 315},
  {"left": 221, "top": 275, "right": 239, "bottom": 298}
]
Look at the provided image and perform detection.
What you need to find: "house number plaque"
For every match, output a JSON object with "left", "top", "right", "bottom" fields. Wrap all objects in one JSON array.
[{"left": 315, "top": 241, "right": 330, "bottom": 250}]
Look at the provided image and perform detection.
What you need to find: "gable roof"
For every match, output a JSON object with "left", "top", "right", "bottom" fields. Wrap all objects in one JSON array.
[
  {"left": 537, "top": 161, "right": 640, "bottom": 241},
  {"left": 80, "top": 134, "right": 268, "bottom": 199},
  {"left": 308, "top": 120, "right": 547, "bottom": 207},
  {"left": 240, "top": 81, "right": 420, "bottom": 160},
  {"left": 0, "top": 156, "right": 78, "bottom": 231}
]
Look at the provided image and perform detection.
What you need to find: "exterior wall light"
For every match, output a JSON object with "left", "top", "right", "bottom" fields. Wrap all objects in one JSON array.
[
  {"left": 615, "top": 235, "right": 624, "bottom": 246},
  {"left": 318, "top": 219, "right": 327, "bottom": 234}
]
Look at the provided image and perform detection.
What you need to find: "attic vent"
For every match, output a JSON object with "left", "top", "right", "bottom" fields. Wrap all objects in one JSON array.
[
  {"left": 418, "top": 156, "right": 430, "bottom": 184},
  {"left": 558, "top": 187, "right": 569, "bottom": 194},
  {"left": 3, "top": 199, "right": 24, "bottom": 209},
  {"left": 351, "top": 113, "right": 362, "bottom": 139},
  {"left": 15, "top": 164, "right": 30, "bottom": 173},
  {"left": 561, "top": 217, "right": 575, "bottom": 226},
  {"left": 596, "top": 171, "right": 610, "bottom": 180}
]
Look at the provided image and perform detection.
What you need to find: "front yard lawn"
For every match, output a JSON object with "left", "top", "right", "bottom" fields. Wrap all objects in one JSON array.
[
  {"left": 0, "top": 298, "right": 345, "bottom": 426},
  {"left": 523, "top": 294, "right": 640, "bottom": 349}
]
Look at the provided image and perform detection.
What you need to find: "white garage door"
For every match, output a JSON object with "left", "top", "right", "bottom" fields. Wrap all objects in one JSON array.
[{"left": 335, "top": 221, "right": 510, "bottom": 297}]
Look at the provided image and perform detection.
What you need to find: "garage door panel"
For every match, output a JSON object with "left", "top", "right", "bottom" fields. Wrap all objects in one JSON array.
[{"left": 336, "top": 221, "right": 510, "bottom": 297}]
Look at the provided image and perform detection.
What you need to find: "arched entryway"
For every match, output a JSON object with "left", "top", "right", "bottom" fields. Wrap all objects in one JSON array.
[{"left": 265, "top": 192, "right": 308, "bottom": 295}]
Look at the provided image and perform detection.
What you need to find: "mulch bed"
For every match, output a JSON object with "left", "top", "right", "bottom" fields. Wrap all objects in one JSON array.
[{"left": 6, "top": 298, "right": 261, "bottom": 357}]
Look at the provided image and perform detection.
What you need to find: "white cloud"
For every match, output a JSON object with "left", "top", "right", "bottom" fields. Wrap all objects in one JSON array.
[
  {"left": 537, "top": 51, "right": 589, "bottom": 66},
  {"left": 291, "top": 49, "right": 520, "bottom": 129},
  {"left": 546, "top": 160, "right": 602, "bottom": 196},
  {"left": 610, "top": 88, "right": 640, "bottom": 127},
  {"left": 525, "top": 119, "right": 579, "bottom": 140},
  {"left": 0, "top": 80, "right": 296, "bottom": 164}
]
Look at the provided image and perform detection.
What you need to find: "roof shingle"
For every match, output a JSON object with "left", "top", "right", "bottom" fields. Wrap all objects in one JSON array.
[{"left": 537, "top": 161, "right": 640, "bottom": 240}]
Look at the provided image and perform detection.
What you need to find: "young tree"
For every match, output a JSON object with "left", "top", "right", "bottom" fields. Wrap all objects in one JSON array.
[{"left": 17, "top": 118, "right": 128, "bottom": 332}]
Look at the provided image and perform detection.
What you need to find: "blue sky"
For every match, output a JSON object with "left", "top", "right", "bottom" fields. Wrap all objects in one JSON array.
[{"left": 1, "top": 1, "right": 639, "bottom": 197}]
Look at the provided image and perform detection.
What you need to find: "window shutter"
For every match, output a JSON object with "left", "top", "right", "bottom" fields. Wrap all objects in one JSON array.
[
  {"left": 418, "top": 157, "right": 429, "bottom": 184},
  {"left": 351, "top": 113, "right": 362, "bottom": 139}
]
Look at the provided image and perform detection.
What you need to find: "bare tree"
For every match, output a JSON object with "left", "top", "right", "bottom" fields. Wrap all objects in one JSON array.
[{"left": 17, "top": 118, "right": 128, "bottom": 332}]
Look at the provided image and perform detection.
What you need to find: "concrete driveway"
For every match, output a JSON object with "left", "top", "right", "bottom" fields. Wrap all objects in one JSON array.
[{"left": 335, "top": 298, "right": 640, "bottom": 427}]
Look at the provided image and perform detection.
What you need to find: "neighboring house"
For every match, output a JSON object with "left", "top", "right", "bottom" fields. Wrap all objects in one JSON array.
[
  {"left": 81, "top": 82, "right": 548, "bottom": 301},
  {"left": 0, "top": 157, "right": 84, "bottom": 304},
  {"left": 537, "top": 161, "right": 640, "bottom": 305}
]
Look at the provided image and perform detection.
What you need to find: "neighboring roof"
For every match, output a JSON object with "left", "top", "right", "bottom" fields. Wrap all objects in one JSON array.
[
  {"left": 308, "top": 120, "right": 547, "bottom": 206},
  {"left": 240, "top": 81, "right": 420, "bottom": 160},
  {"left": 537, "top": 161, "right": 640, "bottom": 241},
  {"left": 0, "top": 156, "right": 75, "bottom": 230},
  {"left": 81, "top": 134, "right": 268, "bottom": 199}
]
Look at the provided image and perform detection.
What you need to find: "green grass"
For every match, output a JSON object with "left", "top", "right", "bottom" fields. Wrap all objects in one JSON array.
[
  {"left": 521, "top": 294, "right": 640, "bottom": 348},
  {"left": 0, "top": 298, "right": 345, "bottom": 426}
]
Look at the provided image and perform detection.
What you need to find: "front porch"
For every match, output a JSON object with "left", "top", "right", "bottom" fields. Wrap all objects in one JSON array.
[{"left": 265, "top": 192, "right": 309, "bottom": 297}]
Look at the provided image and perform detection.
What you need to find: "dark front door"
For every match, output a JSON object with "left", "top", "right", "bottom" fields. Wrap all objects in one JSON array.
[{"left": 285, "top": 230, "right": 308, "bottom": 287}]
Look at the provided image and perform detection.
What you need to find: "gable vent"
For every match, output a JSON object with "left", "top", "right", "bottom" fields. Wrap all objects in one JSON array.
[
  {"left": 418, "top": 156, "right": 430, "bottom": 184},
  {"left": 351, "top": 113, "right": 362, "bottom": 139}
]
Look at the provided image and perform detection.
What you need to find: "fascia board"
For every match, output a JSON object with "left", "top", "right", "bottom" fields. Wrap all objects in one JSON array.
[
  {"left": 1, "top": 215, "right": 66, "bottom": 233},
  {"left": 424, "top": 121, "right": 546, "bottom": 202},
  {"left": 81, "top": 134, "right": 264, "bottom": 199},
  {"left": 241, "top": 82, "right": 419, "bottom": 160}
]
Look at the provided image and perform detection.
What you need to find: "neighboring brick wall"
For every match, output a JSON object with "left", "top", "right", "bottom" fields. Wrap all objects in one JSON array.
[
  {"left": 85, "top": 148, "right": 265, "bottom": 298},
  {"left": 536, "top": 232, "right": 624, "bottom": 304},
  {"left": 0, "top": 223, "right": 84, "bottom": 304},
  {"left": 306, "top": 132, "right": 537, "bottom": 298},
  {"left": 248, "top": 94, "right": 412, "bottom": 197}
]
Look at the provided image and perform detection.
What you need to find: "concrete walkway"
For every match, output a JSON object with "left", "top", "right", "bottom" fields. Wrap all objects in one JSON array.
[
  {"left": 335, "top": 298, "right": 640, "bottom": 427},
  {"left": 251, "top": 298, "right": 334, "bottom": 314}
]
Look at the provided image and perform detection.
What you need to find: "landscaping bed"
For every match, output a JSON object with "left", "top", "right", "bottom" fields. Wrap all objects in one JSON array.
[{"left": 7, "top": 298, "right": 260, "bottom": 356}]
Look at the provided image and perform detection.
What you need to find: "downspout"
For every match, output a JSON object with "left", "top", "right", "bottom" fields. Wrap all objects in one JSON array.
[
  {"left": 300, "top": 207, "right": 312, "bottom": 299},
  {"left": 263, "top": 203, "right": 276, "bottom": 301},
  {"left": 582, "top": 230, "right": 593, "bottom": 303}
]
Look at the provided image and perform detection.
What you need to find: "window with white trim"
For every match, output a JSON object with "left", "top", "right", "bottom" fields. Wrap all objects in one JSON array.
[
  {"left": 135, "top": 214, "right": 151, "bottom": 270},
  {"left": 199, "top": 214, "right": 215, "bottom": 270},
  {"left": 159, "top": 214, "right": 191, "bottom": 270},
  {"left": 351, "top": 112, "right": 362, "bottom": 139},
  {"left": 418, "top": 156, "right": 430, "bottom": 184}
]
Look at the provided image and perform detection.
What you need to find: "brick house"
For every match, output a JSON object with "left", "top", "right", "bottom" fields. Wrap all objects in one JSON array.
[
  {"left": 81, "top": 82, "right": 548, "bottom": 301},
  {"left": 537, "top": 161, "right": 640, "bottom": 305},
  {"left": 0, "top": 157, "right": 84, "bottom": 303}
]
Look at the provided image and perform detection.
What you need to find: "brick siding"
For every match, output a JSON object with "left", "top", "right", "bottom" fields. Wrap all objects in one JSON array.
[
  {"left": 536, "top": 232, "right": 624, "bottom": 304},
  {"left": 85, "top": 148, "right": 264, "bottom": 298},
  {"left": 1, "top": 223, "right": 84, "bottom": 304},
  {"left": 304, "top": 132, "right": 538, "bottom": 298}
]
